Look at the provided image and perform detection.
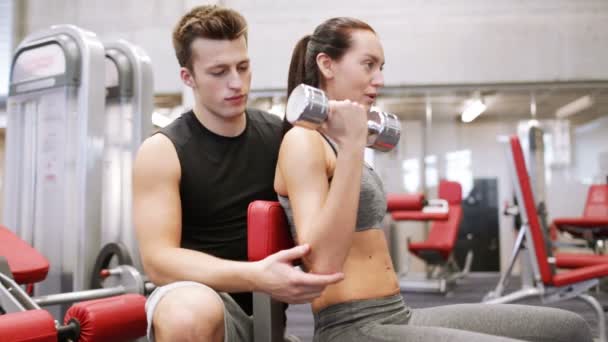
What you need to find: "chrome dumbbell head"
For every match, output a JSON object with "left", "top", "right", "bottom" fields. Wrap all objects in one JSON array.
[
  {"left": 367, "top": 110, "right": 401, "bottom": 152},
  {"left": 286, "top": 83, "right": 401, "bottom": 152},
  {"left": 286, "top": 84, "right": 329, "bottom": 129}
]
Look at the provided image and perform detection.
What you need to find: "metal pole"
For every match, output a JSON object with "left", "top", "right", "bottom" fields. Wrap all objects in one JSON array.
[
  {"left": 33, "top": 286, "right": 126, "bottom": 306},
  {"left": 422, "top": 94, "right": 432, "bottom": 197}
]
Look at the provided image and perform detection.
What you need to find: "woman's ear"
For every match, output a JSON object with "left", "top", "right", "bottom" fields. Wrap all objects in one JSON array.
[
  {"left": 180, "top": 67, "right": 196, "bottom": 88},
  {"left": 316, "top": 53, "right": 334, "bottom": 80}
]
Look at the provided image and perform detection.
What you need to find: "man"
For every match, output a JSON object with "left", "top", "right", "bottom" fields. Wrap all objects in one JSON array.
[{"left": 133, "top": 5, "right": 344, "bottom": 342}]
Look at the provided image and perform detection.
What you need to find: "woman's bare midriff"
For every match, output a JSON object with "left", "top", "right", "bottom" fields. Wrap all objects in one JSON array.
[{"left": 309, "top": 229, "right": 400, "bottom": 313}]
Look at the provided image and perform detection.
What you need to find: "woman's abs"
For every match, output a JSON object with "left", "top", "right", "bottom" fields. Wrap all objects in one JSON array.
[{"left": 311, "top": 229, "right": 400, "bottom": 312}]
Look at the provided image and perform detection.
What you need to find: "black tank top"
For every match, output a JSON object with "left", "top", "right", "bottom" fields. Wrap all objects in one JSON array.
[{"left": 158, "top": 108, "right": 283, "bottom": 315}]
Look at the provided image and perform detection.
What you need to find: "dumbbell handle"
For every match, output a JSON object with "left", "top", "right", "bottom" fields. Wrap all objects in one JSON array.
[{"left": 286, "top": 84, "right": 400, "bottom": 152}]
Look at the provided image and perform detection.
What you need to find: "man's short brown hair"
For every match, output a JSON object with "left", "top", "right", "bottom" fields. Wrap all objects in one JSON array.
[{"left": 173, "top": 5, "right": 248, "bottom": 71}]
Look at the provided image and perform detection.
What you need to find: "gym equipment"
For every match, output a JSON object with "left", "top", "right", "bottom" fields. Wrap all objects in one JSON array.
[
  {"left": 62, "top": 294, "right": 147, "bottom": 342},
  {"left": 1, "top": 225, "right": 152, "bottom": 341},
  {"left": 101, "top": 40, "right": 154, "bottom": 273},
  {"left": 0, "top": 226, "right": 152, "bottom": 314},
  {"left": 387, "top": 181, "right": 473, "bottom": 294},
  {"left": 4, "top": 24, "right": 105, "bottom": 316},
  {"left": 483, "top": 135, "right": 608, "bottom": 342},
  {"left": 286, "top": 84, "right": 401, "bottom": 152},
  {"left": 0, "top": 265, "right": 148, "bottom": 312},
  {"left": 499, "top": 127, "right": 608, "bottom": 279},
  {"left": 0, "top": 294, "right": 147, "bottom": 342},
  {"left": 551, "top": 184, "right": 608, "bottom": 251},
  {"left": 248, "top": 201, "right": 294, "bottom": 342}
]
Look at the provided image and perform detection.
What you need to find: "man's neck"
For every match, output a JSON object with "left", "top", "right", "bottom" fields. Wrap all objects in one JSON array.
[{"left": 193, "top": 104, "right": 247, "bottom": 137}]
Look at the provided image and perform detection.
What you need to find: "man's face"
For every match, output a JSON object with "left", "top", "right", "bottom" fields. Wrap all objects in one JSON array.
[{"left": 182, "top": 35, "right": 251, "bottom": 120}]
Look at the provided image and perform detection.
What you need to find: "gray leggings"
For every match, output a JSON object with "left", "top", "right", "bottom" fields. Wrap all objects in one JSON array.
[{"left": 313, "top": 294, "right": 593, "bottom": 342}]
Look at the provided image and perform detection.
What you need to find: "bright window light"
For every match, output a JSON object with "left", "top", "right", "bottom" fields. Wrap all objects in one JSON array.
[
  {"left": 425, "top": 155, "right": 438, "bottom": 188},
  {"left": 151, "top": 111, "right": 172, "bottom": 128},
  {"left": 0, "top": 0, "right": 13, "bottom": 97},
  {"left": 402, "top": 158, "right": 420, "bottom": 193},
  {"left": 268, "top": 103, "right": 285, "bottom": 118},
  {"left": 445, "top": 149, "right": 473, "bottom": 198}
]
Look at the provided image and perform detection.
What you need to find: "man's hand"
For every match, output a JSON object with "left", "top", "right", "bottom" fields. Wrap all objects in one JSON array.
[{"left": 253, "top": 244, "right": 344, "bottom": 304}]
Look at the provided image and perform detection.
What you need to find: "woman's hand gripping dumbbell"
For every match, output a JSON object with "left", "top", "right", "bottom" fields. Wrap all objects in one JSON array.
[{"left": 286, "top": 83, "right": 401, "bottom": 152}]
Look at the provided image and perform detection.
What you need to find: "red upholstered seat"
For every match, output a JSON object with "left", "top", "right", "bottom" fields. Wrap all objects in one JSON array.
[
  {"left": 555, "top": 252, "right": 608, "bottom": 268},
  {"left": 247, "top": 201, "right": 294, "bottom": 342},
  {"left": 585, "top": 185, "right": 608, "bottom": 217},
  {"left": 553, "top": 263, "right": 608, "bottom": 287},
  {"left": 388, "top": 192, "right": 449, "bottom": 221},
  {"left": 552, "top": 185, "right": 608, "bottom": 240},
  {"left": 0, "top": 309, "right": 57, "bottom": 342},
  {"left": 247, "top": 201, "right": 294, "bottom": 262},
  {"left": 0, "top": 225, "right": 49, "bottom": 284},
  {"left": 408, "top": 180, "right": 463, "bottom": 262}
]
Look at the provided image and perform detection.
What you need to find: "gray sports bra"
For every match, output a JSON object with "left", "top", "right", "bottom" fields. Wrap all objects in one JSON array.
[{"left": 277, "top": 134, "right": 387, "bottom": 242}]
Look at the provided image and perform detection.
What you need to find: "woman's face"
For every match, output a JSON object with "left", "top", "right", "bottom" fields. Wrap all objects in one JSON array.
[{"left": 324, "top": 29, "right": 385, "bottom": 110}]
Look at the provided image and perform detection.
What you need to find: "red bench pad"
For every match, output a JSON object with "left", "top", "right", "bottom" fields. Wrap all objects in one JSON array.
[
  {"left": 247, "top": 201, "right": 295, "bottom": 262},
  {"left": 64, "top": 294, "right": 147, "bottom": 342},
  {"left": 387, "top": 193, "right": 425, "bottom": 212},
  {"left": 0, "top": 225, "right": 49, "bottom": 284},
  {"left": 0, "top": 309, "right": 56, "bottom": 342},
  {"left": 391, "top": 211, "right": 449, "bottom": 221},
  {"left": 552, "top": 263, "right": 608, "bottom": 287},
  {"left": 555, "top": 252, "right": 608, "bottom": 268},
  {"left": 407, "top": 181, "right": 463, "bottom": 262}
]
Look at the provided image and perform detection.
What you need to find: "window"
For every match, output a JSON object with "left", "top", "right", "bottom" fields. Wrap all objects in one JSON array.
[
  {"left": 401, "top": 155, "right": 438, "bottom": 193},
  {"left": 445, "top": 149, "right": 473, "bottom": 198},
  {"left": 0, "top": 0, "right": 13, "bottom": 98},
  {"left": 425, "top": 155, "right": 438, "bottom": 188},
  {"left": 402, "top": 158, "right": 420, "bottom": 193}
]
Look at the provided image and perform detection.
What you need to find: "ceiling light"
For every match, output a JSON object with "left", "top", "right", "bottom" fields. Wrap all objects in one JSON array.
[
  {"left": 555, "top": 95, "right": 593, "bottom": 118},
  {"left": 461, "top": 99, "right": 486, "bottom": 123}
]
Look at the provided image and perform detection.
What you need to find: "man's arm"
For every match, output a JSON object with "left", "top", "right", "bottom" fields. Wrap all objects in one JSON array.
[
  {"left": 133, "top": 133, "right": 255, "bottom": 291},
  {"left": 133, "top": 134, "right": 343, "bottom": 302}
]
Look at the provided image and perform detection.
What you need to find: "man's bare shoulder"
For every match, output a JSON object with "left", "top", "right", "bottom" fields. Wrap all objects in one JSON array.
[{"left": 134, "top": 133, "right": 180, "bottom": 182}]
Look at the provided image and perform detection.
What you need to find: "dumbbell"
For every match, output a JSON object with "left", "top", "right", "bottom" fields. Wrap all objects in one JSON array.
[{"left": 286, "top": 84, "right": 401, "bottom": 152}]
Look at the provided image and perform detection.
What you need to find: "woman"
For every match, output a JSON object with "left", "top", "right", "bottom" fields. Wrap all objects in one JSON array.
[{"left": 274, "top": 17, "right": 593, "bottom": 342}]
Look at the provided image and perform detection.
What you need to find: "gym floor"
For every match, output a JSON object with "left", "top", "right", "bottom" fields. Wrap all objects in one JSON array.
[{"left": 285, "top": 273, "right": 608, "bottom": 341}]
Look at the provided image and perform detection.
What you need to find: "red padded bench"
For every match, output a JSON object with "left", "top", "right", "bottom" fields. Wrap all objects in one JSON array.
[
  {"left": 387, "top": 192, "right": 450, "bottom": 221},
  {"left": 0, "top": 309, "right": 57, "bottom": 342},
  {"left": 0, "top": 294, "right": 147, "bottom": 341},
  {"left": 407, "top": 181, "right": 463, "bottom": 263},
  {"left": 248, "top": 201, "right": 295, "bottom": 342},
  {"left": 484, "top": 136, "right": 608, "bottom": 342},
  {"left": 549, "top": 184, "right": 608, "bottom": 268},
  {"left": 1, "top": 226, "right": 147, "bottom": 341},
  {"left": 386, "top": 181, "right": 470, "bottom": 293},
  {"left": 551, "top": 185, "right": 608, "bottom": 248},
  {"left": 0, "top": 226, "right": 49, "bottom": 284}
]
